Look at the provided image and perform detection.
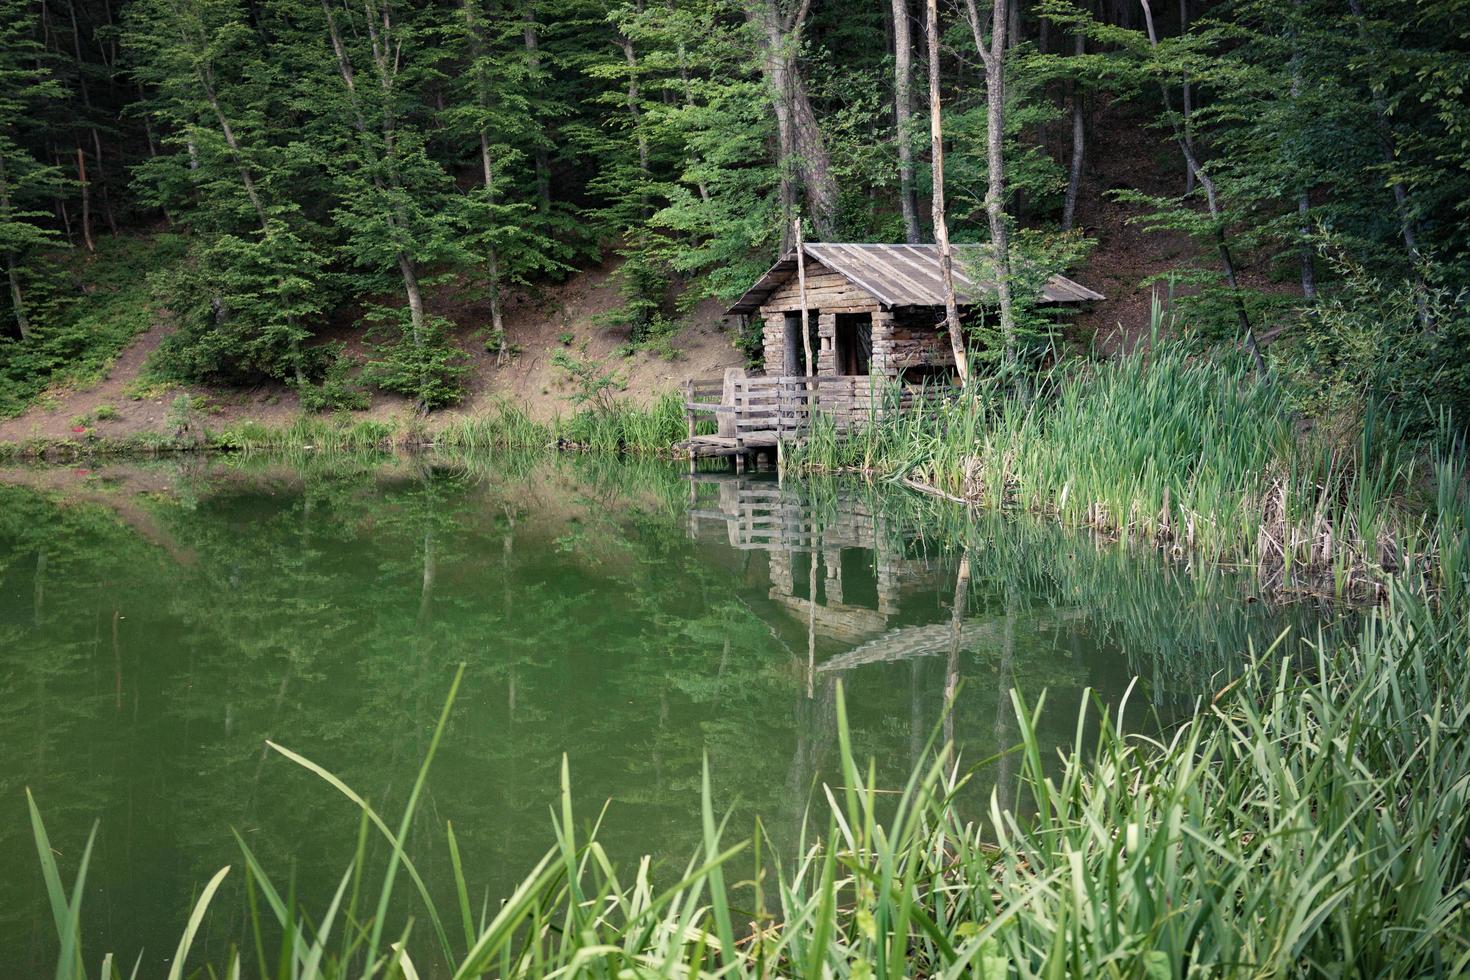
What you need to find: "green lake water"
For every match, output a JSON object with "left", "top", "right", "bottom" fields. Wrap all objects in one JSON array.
[{"left": 0, "top": 454, "right": 1331, "bottom": 974}]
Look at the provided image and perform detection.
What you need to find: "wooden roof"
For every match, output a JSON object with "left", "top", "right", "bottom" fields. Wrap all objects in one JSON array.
[{"left": 727, "top": 242, "right": 1104, "bottom": 314}]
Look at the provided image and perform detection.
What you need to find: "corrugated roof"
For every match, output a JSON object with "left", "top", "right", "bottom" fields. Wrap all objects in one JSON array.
[{"left": 727, "top": 242, "right": 1104, "bottom": 314}]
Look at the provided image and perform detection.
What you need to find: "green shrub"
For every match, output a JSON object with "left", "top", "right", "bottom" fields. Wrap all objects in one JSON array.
[
  {"left": 297, "top": 343, "right": 370, "bottom": 413},
  {"left": 360, "top": 310, "right": 470, "bottom": 410}
]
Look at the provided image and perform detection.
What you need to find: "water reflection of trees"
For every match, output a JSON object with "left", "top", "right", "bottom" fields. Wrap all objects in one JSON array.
[{"left": 0, "top": 458, "right": 1330, "bottom": 974}]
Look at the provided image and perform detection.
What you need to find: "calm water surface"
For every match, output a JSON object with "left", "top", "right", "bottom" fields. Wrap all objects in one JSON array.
[{"left": 0, "top": 455, "right": 1328, "bottom": 973}]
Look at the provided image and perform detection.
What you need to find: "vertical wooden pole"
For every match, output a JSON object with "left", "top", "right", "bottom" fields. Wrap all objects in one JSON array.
[
  {"left": 926, "top": 0, "right": 970, "bottom": 385},
  {"left": 794, "top": 218, "right": 813, "bottom": 379}
]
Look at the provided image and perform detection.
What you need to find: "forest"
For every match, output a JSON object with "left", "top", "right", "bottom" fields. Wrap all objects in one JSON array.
[{"left": 0, "top": 0, "right": 1466, "bottom": 419}]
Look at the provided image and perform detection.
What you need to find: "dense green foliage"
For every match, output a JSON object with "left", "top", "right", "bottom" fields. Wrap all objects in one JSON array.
[{"left": 0, "top": 0, "right": 1463, "bottom": 415}]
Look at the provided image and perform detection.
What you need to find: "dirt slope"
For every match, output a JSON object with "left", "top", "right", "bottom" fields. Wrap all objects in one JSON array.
[{"left": 0, "top": 258, "right": 747, "bottom": 444}]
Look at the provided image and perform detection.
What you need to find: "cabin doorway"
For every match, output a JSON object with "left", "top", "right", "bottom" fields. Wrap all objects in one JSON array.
[
  {"left": 834, "top": 313, "right": 872, "bottom": 376},
  {"left": 782, "top": 311, "right": 818, "bottom": 375}
]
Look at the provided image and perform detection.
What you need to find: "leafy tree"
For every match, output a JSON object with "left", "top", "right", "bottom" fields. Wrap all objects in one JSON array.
[{"left": 0, "top": 0, "right": 65, "bottom": 342}]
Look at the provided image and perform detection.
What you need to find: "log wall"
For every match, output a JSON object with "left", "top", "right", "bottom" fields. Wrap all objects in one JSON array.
[{"left": 756, "top": 267, "right": 958, "bottom": 382}]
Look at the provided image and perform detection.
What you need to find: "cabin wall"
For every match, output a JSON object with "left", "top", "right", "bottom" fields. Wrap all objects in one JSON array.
[
  {"left": 881, "top": 306, "right": 955, "bottom": 380},
  {"left": 761, "top": 303, "right": 962, "bottom": 381}
]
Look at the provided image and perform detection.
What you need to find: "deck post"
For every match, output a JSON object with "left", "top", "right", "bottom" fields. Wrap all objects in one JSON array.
[
  {"left": 719, "top": 367, "right": 745, "bottom": 446},
  {"left": 685, "top": 379, "right": 697, "bottom": 473}
]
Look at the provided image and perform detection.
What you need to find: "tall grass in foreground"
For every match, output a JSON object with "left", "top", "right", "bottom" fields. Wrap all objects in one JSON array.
[
  {"left": 29, "top": 561, "right": 1470, "bottom": 977},
  {"left": 789, "top": 305, "right": 1465, "bottom": 601}
]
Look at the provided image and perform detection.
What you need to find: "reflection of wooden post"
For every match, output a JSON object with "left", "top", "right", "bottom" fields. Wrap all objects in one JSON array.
[
  {"left": 685, "top": 379, "right": 696, "bottom": 475},
  {"left": 943, "top": 551, "right": 970, "bottom": 767},
  {"left": 992, "top": 602, "right": 1016, "bottom": 812},
  {"left": 722, "top": 367, "right": 746, "bottom": 473},
  {"left": 807, "top": 548, "right": 819, "bottom": 699}
]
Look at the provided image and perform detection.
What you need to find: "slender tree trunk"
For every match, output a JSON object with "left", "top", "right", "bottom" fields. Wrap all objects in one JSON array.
[
  {"left": 1297, "top": 193, "right": 1317, "bottom": 300},
  {"left": 927, "top": 0, "right": 970, "bottom": 384},
  {"left": 63, "top": 0, "right": 118, "bottom": 236},
  {"left": 324, "top": 0, "right": 429, "bottom": 404},
  {"left": 963, "top": 0, "right": 1017, "bottom": 362},
  {"left": 891, "top": 0, "right": 921, "bottom": 243},
  {"left": 1139, "top": 0, "right": 1265, "bottom": 373},
  {"left": 1287, "top": 1, "right": 1316, "bottom": 301},
  {"left": 197, "top": 72, "right": 269, "bottom": 225},
  {"left": 460, "top": 0, "right": 509, "bottom": 361},
  {"left": 1344, "top": 0, "right": 1430, "bottom": 328},
  {"left": 48, "top": 146, "right": 75, "bottom": 244},
  {"left": 619, "top": 26, "right": 652, "bottom": 216},
  {"left": 1180, "top": 0, "right": 1194, "bottom": 195},
  {"left": 480, "top": 133, "right": 509, "bottom": 361},
  {"left": 522, "top": 3, "right": 552, "bottom": 215},
  {"left": 6, "top": 255, "right": 27, "bottom": 339},
  {"left": 1344, "top": 0, "right": 1420, "bottom": 264},
  {"left": 673, "top": 30, "right": 712, "bottom": 204},
  {"left": 1062, "top": 27, "right": 1085, "bottom": 231},
  {"left": 76, "top": 146, "right": 95, "bottom": 253}
]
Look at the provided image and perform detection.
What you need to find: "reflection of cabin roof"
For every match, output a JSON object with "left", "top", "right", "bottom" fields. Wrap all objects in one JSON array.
[
  {"left": 727, "top": 243, "right": 1104, "bottom": 315},
  {"left": 818, "top": 609, "right": 1087, "bottom": 672}
]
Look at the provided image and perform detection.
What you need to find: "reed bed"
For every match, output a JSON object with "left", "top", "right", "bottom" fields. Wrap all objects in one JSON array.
[
  {"left": 787, "top": 307, "right": 1464, "bottom": 602},
  {"left": 29, "top": 549, "right": 1470, "bottom": 977}
]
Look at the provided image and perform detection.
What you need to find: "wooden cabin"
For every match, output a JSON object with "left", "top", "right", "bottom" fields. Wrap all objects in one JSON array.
[
  {"left": 683, "top": 242, "right": 1101, "bottom": 465},
  {"left": 728, "top": 242, "right": 1102, "bottom": 383}
]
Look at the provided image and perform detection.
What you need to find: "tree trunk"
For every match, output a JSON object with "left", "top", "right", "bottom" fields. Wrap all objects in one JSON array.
[
  {"left": 1344, "top": 0, "right": 1429, "bottom": 328},
  {"left": 4, "top": 252, "right": 27, "bottom": 341},
  {"left": 397, "top": 251, "right": 432, "bottom": 411},
  {"left": 673, "top": 30, "right": 712, "bottom": 204},
  {"left": 1297, "top": 192, "right": 1317, "bottom": 301},
  {"left": 891, "top": 0, "right": 921, "bottom": 243},
  {"left": 1180, "top": 0, "right": 1194, "bottom": 195},
  {"left": 198, "top": 73, "right": 269, "bottom": 226},
  {"left": 1062, "top": 27, "right": 1085, "bottom": 231},
  {"left": 480, "top": 133, "right": 509, "bottom": 361},
  {"left": 461, "top": 1, "right": 509, "bottom": 360},
  {"left": 325, "top": 0, "right": 429, "bottom": 401},
  {"left": 747, "top": 0, "right": 840, "bottom": 241},
  {"left": 1287, "top": 1, "right": 1315, "bottom": 301},
  {"left": 1344, "top": 0, "right": 1421, "bottom": 265},
  {"left": 1139, "top": 0, "right": 1265, "bottom": 373},
  {"left": 927, "top": 0, "right": 970, "bottom": 384},
  {"left": 619, "top": 28, "right": 652, "bottom": 216},
  {"left": 77, "top": 146, "right": 95, "bottom": 253},
  {"left": 62, "top": 0, "right": 118, "bottom": 236},
  {"left": 963, "top": 0, "right": 1017, "bottom": 362},
  {"left": 522, "top": 4, "right": 552, "bottom": 215}
]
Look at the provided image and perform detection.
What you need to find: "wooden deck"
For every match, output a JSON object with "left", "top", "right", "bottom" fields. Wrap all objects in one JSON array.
[{"left": 680, "top": 374, "right": 939, "bottom": 465}]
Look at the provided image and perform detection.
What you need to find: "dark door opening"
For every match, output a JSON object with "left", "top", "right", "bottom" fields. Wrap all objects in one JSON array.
[
  {"left": 783, "top": 311, "right": 817, "bottom": 376},
  {"left": 834, "top": 313, "right": 872, "bottom": 376}
]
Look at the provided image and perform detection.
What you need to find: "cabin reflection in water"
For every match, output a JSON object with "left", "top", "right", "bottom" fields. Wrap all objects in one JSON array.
[
  {"left": 685, "top": 473, "right": 1073, "bottom": 825},
  {"left": 684, "top": 471, "right": 1090, "bottom": 714},
  {"left": 688, "top": 473, "right": 949, "bottom": 647}
]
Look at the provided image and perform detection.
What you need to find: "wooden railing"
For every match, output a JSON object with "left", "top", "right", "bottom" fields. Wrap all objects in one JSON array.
[{"left": 684, "top": 374, "right": 949, "bottom": 449}]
